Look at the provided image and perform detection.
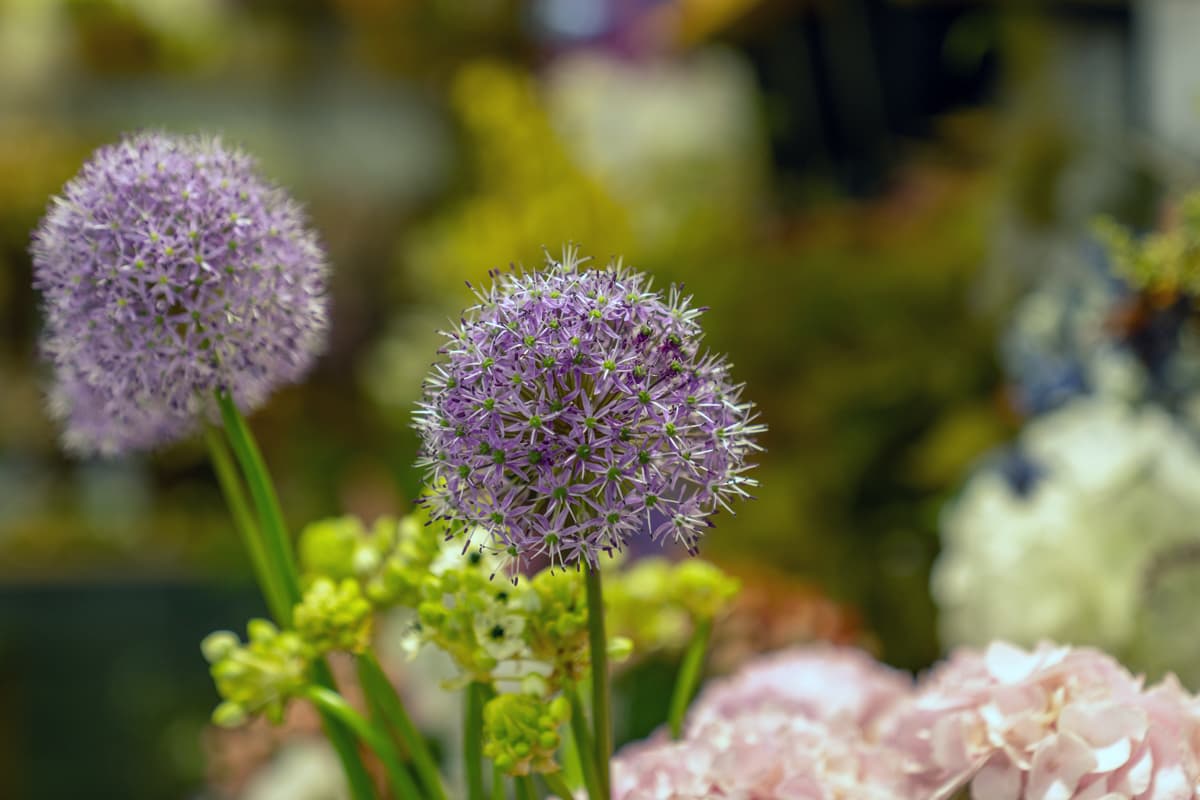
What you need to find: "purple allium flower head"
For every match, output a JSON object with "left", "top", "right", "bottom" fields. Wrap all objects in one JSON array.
[
  {"left": 32, "top": 132, "right": 329, "bottom": 455},
  {"left": 415, "top": 247, "right": 764, "bottom": 570}
]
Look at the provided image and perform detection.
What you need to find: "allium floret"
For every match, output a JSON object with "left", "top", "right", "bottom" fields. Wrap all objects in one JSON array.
[
  {"left": 415, "top": 248, "right": 764, "bottom": 570},
  {"left": 32, "top": 131, "right": 329, "bottom": 455}
]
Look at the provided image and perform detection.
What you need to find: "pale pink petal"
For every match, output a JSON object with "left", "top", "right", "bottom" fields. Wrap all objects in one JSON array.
[
  {"left": 970, "top": 757, "right": 1022, "bottom": 800},
  {"left": 1019, "top": 732, "right": 1097, "bottom": 800}
]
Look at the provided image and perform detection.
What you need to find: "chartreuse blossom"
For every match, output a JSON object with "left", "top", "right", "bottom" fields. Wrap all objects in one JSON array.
[
  {"left": 298, "top": 513, "right": 444, "bottom": 607},
  {"left": 520, "top": 569, "right": 592, "bottom": 683},
  {"left": 293, "top": 578, "right": 373, "bottom": 655},
  {"left": 483, "top": 692, "right": 572, "bottom": 777},
  {"left": 606, "top": 556, "right": 740, "bottom": 657},
  {"left": 202, "top": 620, "right": 309, "bottom": 728}
]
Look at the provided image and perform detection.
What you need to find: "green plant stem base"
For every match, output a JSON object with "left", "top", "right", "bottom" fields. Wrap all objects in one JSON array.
[{"left": 585, "top": 567, "right": 612, "bottom": 797}]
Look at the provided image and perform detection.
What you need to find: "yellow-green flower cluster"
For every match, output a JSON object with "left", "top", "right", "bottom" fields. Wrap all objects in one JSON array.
[
  {"left": 201, "top": 620, "right": 309, "bottom": 727},
  {"left": 407, "top": 557, "right": 528, "bottom": 685},
  {"left": 606, "top": 557, "right": 740, "bottom": 657},
  {"left": 294, "top": 577, "right": 373, "bottom": 655},
  {"left": 298, "top": 513, "right": 445, "bottom": 608},
  {"left": 520, "top": 568, "right": 590, "bottom": 683},
  {"left": 482, "top": 692, "right": 571, "bottom": 777},
  {"left": 1097, "top": 195, "right": 1200, "bottom": 293}
]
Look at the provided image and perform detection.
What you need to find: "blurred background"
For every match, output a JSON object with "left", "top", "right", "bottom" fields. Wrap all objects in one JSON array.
[{"left": 4, "top": 0, "right": 1200, "bottom": 797}]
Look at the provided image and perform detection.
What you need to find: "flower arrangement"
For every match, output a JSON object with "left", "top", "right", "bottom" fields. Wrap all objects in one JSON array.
[{"left": 32, "top": 132, "right": 1200, "bottom": 800}]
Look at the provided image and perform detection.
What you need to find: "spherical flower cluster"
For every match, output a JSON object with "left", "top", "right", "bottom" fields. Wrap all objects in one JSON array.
[
  {"left": 933, "top": 399, "right": 1200, "bottom": 681},
  {"left": 415, "top": 248, "right": 763, "bottom": 569},
  {"left": 881, "top": 641, "right": 1200, "bottom": 799},
  {"left": 483, "top": 691, "right": 571, "bottom": 776},
  {"left": 33, "top": 131, "right": 328, "bottom": 455}
]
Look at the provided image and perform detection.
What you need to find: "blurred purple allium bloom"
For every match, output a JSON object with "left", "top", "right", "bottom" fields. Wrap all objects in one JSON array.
[
  {"left": 415, "top": 248, "right": 763, "bottom": 570},
  {"left": 32, "top": 132, "right": 329, "bottom": 455}
]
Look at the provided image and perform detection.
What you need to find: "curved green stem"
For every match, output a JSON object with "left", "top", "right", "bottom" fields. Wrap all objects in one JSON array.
[
  {"left": 357, "top": 652, "right": 449, "bottom": 800},
  {"left": 668, "top": 618, "right": 712, "bottom": 739},
  {"left": 212, "top": 390, "right": 374, "bottom": 799},
  {"left": 215, "top": 390, "right": 301, "bottom": 615},
  {"left": 566, "top": 683, "right": 602, "bottom": 800},
  {"left": 310, "top": 660, "right": 378, "bottom": 799},
  {"left": 585, "top": 567, "right": 612, "bottom": 797},
  {"left": 306, "top": 686, "right": 421, "bottom": 799},
  {"left": 204, "top": 428, "right": 287, "bottom": 622},
  {"left": 541, "top": 771, "right": 574, "bottom": 800},
  {"left": 465, "top": 681, "right": 490, "bottom": 800}
]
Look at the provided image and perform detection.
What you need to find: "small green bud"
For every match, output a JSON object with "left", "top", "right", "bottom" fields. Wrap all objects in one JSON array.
[
  {"left": 201, "top": 631, "right": 239, "bottom": 663},
  {"left": 211, "top": 701, "right": 248, "bottom": 728},
  {"left": 607, "top": 636, "right": 634, "bottom": 662}
]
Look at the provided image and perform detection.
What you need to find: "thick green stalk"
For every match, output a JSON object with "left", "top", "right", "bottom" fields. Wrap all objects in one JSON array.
[
  {"left": 213, "top": 390, "right": 375, "bottom": 799},
  {"left": 306, "top": 686, "right": 421, "bottom": 800},
  {"left": 515, "top": 776, "right": 537, "bottom": 800},
  {"left": 668, "top": 618, "right": 713, "bottom": 739},
  {"left": 357, "top": 652, "right": 448, "bottom": 800},
  {"left": 310, "top": 661, "right": 379, "bottom": 800},
  {"left": 584, "top": 567, "right": 612, "bottom": 797},
  {"left": 203, "top": 428, "right": 287, "bottom": 622},
  {"left": 566, "top": 684, "right": 602, "bottom": 800},
  {"left": 215, "top": 390, "right": 300, "bottom": 612},
  {"left": 491, "top": 763, "right": 506, "bottom": 800},
  {"left": 465, "top": 681, "right": 489, "bottom": 800},
  {"left": 541, "top": 771, "right": 575, "bottom": 800}
]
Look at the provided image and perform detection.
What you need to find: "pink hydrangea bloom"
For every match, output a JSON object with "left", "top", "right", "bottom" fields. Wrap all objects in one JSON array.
[
  {"left": 880, "top": 641, "right": 1200, "bottom": 800},
  {"left": 685, "top": 645, "right": 912, "bottom": 736},
  {"left": 610, "top": 713, "right": 917, "bottom": 800},
  {"left": 597, "top": 646, "right": 921, "bottom": 799}
]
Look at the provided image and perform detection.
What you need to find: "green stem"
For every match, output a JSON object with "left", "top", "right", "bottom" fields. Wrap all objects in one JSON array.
[
  {"left": 515, "top": 775, "right": 537, "bottom": 800},
  {"left": 668, "top": 617, "right": 713, "bottom": 739},
  {"left": 215, "top": 389, "right": 301, "bottom": 615},
  {"left": 491, "top": 763, "right": 506, "bottom": 800},
  {"left": 310, "top": 654, "right": 380, "bottom": 797},
  {"left": 306, "top": 686, "right": 421, "bottom": 799},
  {"left": 203, "top": 428, "right": 287, "bottom": 622},
  {"left": 465, "top": 681, "right": 489, "bottom": 800},
  {"left": 566, "top": 684, "right": 602, "bottom": 800},
  {"left": 212, "top": 390, "right": 374, "bottom": 799},
  {"left": 585, "top": 567, "right": 612, "bottom": 797},
  {"left": 540, "top": 771, "right": 575, "bottom": 800},
  {"left": 357, "top": 652, "right": 448, "bottom": 800}
]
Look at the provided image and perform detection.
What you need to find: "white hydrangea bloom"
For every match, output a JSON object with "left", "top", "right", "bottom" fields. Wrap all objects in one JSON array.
[{"left": 933, "top": 398, "right": 1200, "bottom": 679}]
